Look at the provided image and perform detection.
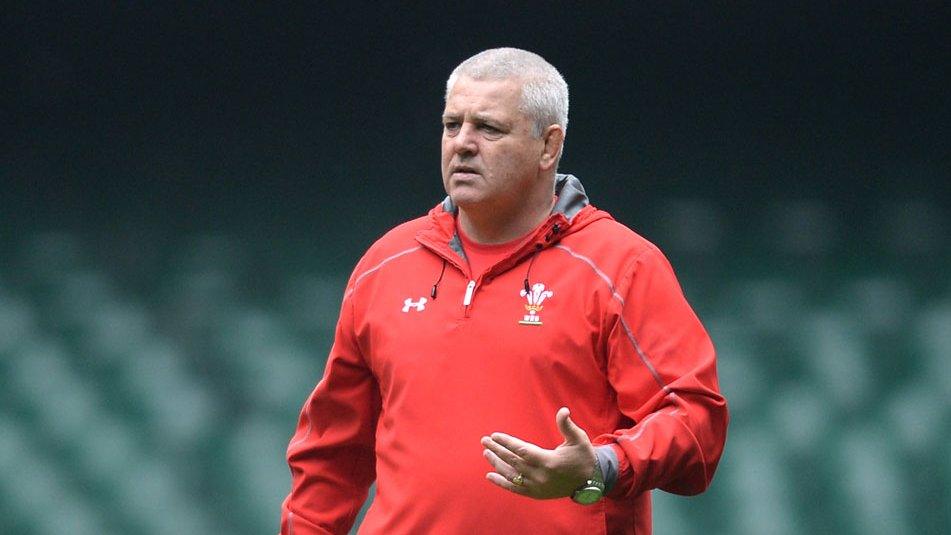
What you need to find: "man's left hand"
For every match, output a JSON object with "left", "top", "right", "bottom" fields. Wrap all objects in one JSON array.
[{"left": 481, "top": 407, "right": 596, "bottom": 499}]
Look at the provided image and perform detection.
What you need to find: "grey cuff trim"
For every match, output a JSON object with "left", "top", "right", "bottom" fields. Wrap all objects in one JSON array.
[{"left": 595, "top": 445, "right": 619, "bottom": 492}]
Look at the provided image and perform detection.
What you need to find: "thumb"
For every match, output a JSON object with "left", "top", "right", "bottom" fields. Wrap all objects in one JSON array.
[{"left": 556, "top": 407, "right": 588, "bottom": 444}]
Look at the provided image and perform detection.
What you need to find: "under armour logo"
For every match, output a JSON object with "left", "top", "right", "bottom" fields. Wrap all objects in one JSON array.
[{"left": 402, "top": 297, "right": 428, "bottom": 312}]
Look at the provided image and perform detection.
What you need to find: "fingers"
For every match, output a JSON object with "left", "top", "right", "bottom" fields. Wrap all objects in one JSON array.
[
  {"left": 482, "top": 448, "right": 520, "bottom": 481},
  {"left": 483, "top": 447, "right": 532, "bottom": 496},
  {"left": 481, "top": 435, "right": 528, "bottom": 473},
  {"left": 486, "top": 471, "right": 531, "bottom": 495},
  {"left": 484, "top": 432, "right": 547, "bottom": 465},
  {"left": 555, "top": 406, "right": 587, "bottom": 445}
]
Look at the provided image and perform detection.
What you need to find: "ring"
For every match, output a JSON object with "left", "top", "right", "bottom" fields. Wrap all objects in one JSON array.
[{"left": 511, "top": 473, "right": 524, "bottom": 486}]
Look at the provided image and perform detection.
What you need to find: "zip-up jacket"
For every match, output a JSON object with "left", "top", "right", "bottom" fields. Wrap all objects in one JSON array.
[{"left": 281, "top": 174, "right": 729, "bottom": 534}]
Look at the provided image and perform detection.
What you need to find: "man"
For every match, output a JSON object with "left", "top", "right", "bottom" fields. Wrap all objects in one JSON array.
[{"left": 281, "top": 48, "right": 728, "bottom": 534}]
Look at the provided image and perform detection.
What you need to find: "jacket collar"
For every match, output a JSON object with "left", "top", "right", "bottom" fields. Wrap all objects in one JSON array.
[
  {"left": 439, "top": 173, "right": 590, "bottom": 222},
  {"left": 419, "top": 174, "right": 598, "bottom": 275}
]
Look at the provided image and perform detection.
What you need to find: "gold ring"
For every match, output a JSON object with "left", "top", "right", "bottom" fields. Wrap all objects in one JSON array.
[{"left": 512, "top": 473, "right": 524, "bottom": 486}]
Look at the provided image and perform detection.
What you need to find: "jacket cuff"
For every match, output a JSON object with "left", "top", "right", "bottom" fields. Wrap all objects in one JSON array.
[
  {"left": 595, "top": 445, "right": 618, "bottom": 492},
  {"left": 599, "top": 443, "right": 633, "bottom": 497}
]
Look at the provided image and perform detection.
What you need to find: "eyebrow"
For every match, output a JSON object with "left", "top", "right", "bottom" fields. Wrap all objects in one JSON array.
[
  {"left": 471, "top": 113, "right": 501, "bottom": 125},
  {"left": 441, "top": 112, "right": 505, "bottom": 127}
]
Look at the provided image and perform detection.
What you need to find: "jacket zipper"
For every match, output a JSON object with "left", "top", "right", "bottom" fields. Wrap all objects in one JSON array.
[
  {"left": 462, "top": 279, "right": 476, "bottom": 308},
  {"left": 418, "top": 216, "right": 567, "bottom": 318}
]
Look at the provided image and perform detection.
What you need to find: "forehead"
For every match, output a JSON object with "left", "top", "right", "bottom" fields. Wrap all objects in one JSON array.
[{"left": 443, "top": 76, "right": 524, "bottom": 117}]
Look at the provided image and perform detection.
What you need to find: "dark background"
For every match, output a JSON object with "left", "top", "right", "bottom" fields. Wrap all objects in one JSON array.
[
  {"left": 2, "top": 3, "right": 949, "bottom": 534},
  {"left": 5, "top": 3, "right": 947, "bottom": 245}
]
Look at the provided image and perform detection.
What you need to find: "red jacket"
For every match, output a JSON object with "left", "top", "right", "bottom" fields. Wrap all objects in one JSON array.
[{"left": 282, "top": 175, "right": 728, "bottom": 534}]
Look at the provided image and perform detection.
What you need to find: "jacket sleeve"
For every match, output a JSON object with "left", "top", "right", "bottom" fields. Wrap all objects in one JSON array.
[
  {"left": 280, "top": 285, "right": 380, "bottom": 535},
  {"left": 592, "top": 246, "right": 728, "bottom": 498}
]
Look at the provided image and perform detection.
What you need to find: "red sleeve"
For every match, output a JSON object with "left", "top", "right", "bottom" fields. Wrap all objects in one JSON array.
[
  {"left": 280, "top": 287, "right": 380, "bottom": 535},
  {"left": 593, "top": 247, "right": 728, "bottom": 497}
]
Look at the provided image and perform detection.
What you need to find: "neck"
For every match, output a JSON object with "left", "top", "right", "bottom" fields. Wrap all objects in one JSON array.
[{"left": 457, "top": 190, "right": 555, "bottom": 244}]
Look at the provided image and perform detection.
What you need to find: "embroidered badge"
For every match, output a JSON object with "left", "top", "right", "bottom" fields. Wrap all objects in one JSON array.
[
  {"left": 519, "top": 283, "right": 553, "bottom": 326},
  {"left": 402, "top": 297, "right": 427, "bottom": 312}
]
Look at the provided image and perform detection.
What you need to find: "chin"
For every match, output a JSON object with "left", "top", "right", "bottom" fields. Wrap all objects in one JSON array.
[
  {"left": 448, "top": 187, "right": 483, "bottom": 208},
  {"left": 449, "top": 194, "right": 476, "bottom": 209}
]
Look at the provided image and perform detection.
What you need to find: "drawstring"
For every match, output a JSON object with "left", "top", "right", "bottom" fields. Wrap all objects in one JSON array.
[
  {"left": 434, "top": 222, "right": 561, "bottom": 298},
  {"left": 522, "top": 247, "right": 542, "bottom": 293},
  {"left": 523, "top": 249, "right": 541, "bottom": 293},
  {"left": 431, "top": 259, "right": 447, "bottom": 299},
  {"left": 525, "top": 223, "right": 560, "bottom": 292}
]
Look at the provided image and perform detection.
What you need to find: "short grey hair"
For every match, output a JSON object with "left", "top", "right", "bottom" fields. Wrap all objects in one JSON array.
[{"left": 445, "top": 48, "right": 569, "bottom": 138}]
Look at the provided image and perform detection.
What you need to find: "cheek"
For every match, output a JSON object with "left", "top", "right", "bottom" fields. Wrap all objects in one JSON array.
[
  {"left": 440, "top": 142, "right": 452, "bottom": 168},
  {"left": 440, "top": 143, "right": 453, "bottom": 189},
  {"left": 497, "top": 147, "right": 535, "bottom": 176}
]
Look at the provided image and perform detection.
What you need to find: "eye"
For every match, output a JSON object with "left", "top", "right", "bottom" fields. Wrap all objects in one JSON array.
[
  {"left": 478, "top": 124, "right": 504, "bottom": 139},
  {"left": 443, "top": 121, "right": 460, "bottom": 134}
]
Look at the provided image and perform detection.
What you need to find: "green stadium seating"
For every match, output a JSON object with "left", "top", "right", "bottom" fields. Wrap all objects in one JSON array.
[{"left": 1, "top": 203, "right": 947, "bottom": 534}]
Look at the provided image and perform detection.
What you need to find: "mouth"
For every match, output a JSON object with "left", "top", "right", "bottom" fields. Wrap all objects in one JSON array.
[{"left": 451, "top": 164, "right": 480, "bottom": 176}]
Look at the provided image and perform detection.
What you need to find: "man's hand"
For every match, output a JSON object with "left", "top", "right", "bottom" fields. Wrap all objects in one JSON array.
[{"left": 480, "top": 407, "right": 597, "bottom": 499}]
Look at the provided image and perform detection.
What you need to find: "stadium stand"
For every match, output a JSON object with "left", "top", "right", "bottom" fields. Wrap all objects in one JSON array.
[{"left": 1, "top": 197, "right": 947, "bottom": 534}]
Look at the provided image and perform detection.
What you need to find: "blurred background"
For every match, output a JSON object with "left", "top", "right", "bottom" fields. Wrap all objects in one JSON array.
[{"left": 2, "top": 3, "right": 948, "bottom": 534}]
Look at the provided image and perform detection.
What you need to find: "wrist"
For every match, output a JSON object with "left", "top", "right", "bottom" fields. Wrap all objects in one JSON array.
[{"left": 571, "top": 451, "right": 605, "bottom": 505}]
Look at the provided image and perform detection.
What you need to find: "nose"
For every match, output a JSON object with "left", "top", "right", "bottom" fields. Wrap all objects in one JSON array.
[{"left": 450, "top": 123, "right": 479, "bottom": 157}]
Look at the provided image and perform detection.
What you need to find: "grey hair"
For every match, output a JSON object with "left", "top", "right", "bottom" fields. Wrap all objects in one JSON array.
[{"left": 445, "top": 48, "right": 569, "bottom": 138}]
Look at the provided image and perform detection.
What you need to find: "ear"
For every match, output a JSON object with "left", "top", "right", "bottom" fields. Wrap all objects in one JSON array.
[{"left": 538, "top": 124, "right": 565, "bottom": 172}]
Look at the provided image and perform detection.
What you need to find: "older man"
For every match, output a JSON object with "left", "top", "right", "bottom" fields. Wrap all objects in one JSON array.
[{"left": 280, "top": 48, "right": 728, "bottom": 534}]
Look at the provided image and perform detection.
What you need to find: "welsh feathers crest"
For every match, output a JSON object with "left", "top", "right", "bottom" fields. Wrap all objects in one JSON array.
[{"left": 518, "top": 283, "right": 553, "bottom": 326}]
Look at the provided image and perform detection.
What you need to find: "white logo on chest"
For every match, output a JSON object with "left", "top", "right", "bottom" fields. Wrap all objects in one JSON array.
[
  {"left": 519, "top": 283, "right": 553, "bottom": 325},
  {"left": 402, "top": 297, "right": 428, "bottom": 312}
]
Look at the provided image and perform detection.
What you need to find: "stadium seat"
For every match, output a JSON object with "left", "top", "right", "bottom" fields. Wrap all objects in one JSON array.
[
  {"left": 3, "top": 224, "right": 946, "bottom": 534},
  {"left": 835, "top": 425, "right": 911, "bottom": 534}
]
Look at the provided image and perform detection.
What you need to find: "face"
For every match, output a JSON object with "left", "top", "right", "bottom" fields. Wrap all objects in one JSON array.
[{"left": 441, "top": 76, "right": 547, "bottom": 213}]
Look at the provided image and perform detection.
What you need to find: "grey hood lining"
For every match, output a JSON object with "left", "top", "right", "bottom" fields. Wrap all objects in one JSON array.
[
  {"left": 448, "top": 233, "right": 467, "bottom": 261},
  {"left": 552, "top": 173, "right": 589, "bottom": 220}
]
